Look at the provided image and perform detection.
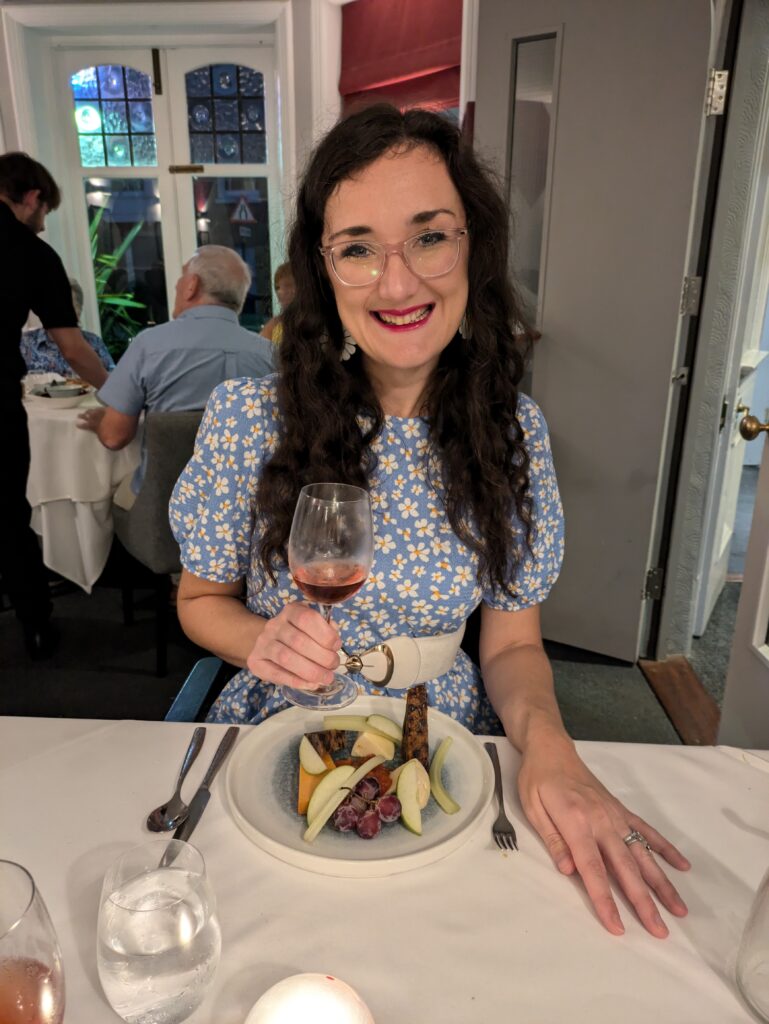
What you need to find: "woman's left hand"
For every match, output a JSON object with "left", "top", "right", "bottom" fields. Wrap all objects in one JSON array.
[{"left": 516, "top": 732, "right": 691, "bottom": 938}]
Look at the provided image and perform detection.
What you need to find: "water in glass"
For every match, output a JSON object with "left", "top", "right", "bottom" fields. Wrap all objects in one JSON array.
[{"left": 97, "top": 842, "right": 220, "bottom": 1024}]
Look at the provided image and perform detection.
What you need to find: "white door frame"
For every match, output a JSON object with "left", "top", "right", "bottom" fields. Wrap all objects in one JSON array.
[
  {"left": 658, "top": 0, "right": 769, "bottom": 658},
  {"left": 719, "top": 434, "right": 769, "bottom": 746},
  {"left": 0, "top": 2, "right": 296, "bottom": 282}
]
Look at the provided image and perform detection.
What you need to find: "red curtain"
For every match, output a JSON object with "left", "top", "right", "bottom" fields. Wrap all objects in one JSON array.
[{"left": 340, "top": 0, "right": 462, "bottom": 113}]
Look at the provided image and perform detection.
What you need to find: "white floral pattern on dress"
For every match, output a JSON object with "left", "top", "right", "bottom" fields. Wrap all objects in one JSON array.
[{"left": 169, "top": 374, "right": 565, "bottom": 733}]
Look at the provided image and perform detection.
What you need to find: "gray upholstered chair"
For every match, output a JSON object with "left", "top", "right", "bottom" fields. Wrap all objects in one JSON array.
[{"left": 113, "top": 410, "right": 203, "bottom": 676}]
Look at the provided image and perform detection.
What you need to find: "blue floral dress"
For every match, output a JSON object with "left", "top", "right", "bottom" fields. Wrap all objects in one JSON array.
[
  {"left": 169, "top": 375, "right": 565, "bottom": 733},
  {"left": 20, "top": 328, "right": 115, "bottom": 375}
]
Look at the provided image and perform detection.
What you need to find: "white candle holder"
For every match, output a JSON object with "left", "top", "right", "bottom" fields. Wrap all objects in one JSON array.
[{"left": 245, "top": 973, "right": 375, "bottom": 1024}]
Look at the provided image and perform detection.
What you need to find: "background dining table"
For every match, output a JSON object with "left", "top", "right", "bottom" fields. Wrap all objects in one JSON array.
[
  {"left": 0, "top": 714, "right": 765, "bottom": 1024},
  {"left": 24, "top": 390, "right": 141, "bottom": 592}
]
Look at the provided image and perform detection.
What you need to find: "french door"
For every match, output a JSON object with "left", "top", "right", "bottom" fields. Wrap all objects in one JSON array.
[{"left": 54, "top": 44, "right": 282, "bottom": 351}]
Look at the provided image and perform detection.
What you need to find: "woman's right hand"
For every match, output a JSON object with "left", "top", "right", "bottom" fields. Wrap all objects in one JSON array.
[{"left": 246, "top": 601, "right": 343, "bottom": 691}]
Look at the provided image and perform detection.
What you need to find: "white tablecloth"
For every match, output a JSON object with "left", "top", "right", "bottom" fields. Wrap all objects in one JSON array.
[
  {"left": 1, "top": 716, "right": 766, "bottom": 1024},
  {"left": 24, "top": 396, "right": 140, "bottom": 592}
]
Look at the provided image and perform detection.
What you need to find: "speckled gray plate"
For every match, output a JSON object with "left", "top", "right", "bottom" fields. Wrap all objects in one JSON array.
[{"left": 224, "top": 695, "right": 493, "bottom": 877}]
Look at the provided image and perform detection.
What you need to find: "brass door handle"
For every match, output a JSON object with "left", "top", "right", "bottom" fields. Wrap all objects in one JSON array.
[{"left": 739, "top": 412, "right": 769, "bottom": 441}]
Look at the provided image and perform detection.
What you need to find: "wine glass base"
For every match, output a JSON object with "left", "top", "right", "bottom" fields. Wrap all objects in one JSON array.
[{"left": 280, "top": 676, "right": 360, "bottom": 710}]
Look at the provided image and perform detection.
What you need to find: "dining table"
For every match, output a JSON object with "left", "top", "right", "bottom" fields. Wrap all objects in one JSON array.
[
  {"left": 1, "top": 713, "right": 766, "bottom": 1024},
  {"left": 24, "top": 388, "right": 141, "bottom": 592}
]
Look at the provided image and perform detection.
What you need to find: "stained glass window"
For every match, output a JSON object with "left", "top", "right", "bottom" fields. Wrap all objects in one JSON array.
[
  {"left": 186, "top": 64, "right": 266, "bottom": 165},
  {"left": 70, "top": 65, "right": 157, "bottom": 168}
]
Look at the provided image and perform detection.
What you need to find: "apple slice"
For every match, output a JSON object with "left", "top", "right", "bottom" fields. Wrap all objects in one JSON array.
[
  {"left": 299, "top": 735, "right": 330, "bottom": 775},
  {"left": 322, "top": 714, "right": 368, "bottom": 733},
  {"left": 396, "top": 759, "right": 423, "bottom": 835},
  {"left": 388, "top": 758, "right": 430, "bottom": 808},
  {"left": 365, "top": 713, "right": 403, "bottom": 744},
  {"left": 306, "top": 765, "right": 355, "bottom": 825},
  {"left": 351, "top": 731, "right": 395, "bottom": 761},
  {"left": 428, "top": 737, "right": 460, "bottom": 814},
  {"left": 303, "top": 756, "right": 385, "bottom": 843}
]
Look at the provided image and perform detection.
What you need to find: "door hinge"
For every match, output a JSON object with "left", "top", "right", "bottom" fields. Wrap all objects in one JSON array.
[
  {"left": 705, "top": 69, "right": 729, "bottom": 116},
  {"left": 152, "top": 48, "right": 163, "bottom": 96},
  {"left": 643, "top": 567, "right": 664, "bottom": 600},
  {"left": 680, "top": 275, "right": 702, "bottom": 316}
]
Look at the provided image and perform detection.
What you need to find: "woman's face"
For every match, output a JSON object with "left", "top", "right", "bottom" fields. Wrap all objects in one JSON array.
[
  {"left": 276, "top": 274, "right": 295, "bottom": 310},
  {"left": 322, "top": 145, "right": 469, "bottom": 385}
]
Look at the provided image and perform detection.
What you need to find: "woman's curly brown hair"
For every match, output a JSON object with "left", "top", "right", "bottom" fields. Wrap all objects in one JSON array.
[{"left": 257, "top": 104, "right": 533, "bottom": 597}]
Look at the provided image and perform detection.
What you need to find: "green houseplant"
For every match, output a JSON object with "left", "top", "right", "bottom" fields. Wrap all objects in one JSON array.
[{"left": 88, "top": 207, "right": 147, "bottom": 359}]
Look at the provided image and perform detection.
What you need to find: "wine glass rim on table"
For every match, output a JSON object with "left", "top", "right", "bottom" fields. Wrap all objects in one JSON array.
[{"left": 0, "top": 860, "right": 35, "bottom": 939}]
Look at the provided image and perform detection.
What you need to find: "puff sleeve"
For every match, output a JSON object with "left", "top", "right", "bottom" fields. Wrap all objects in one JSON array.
[
  {"left": 169, "top": 376, "right": 279, "bottom": 582},
  {"left": 483, "top": 394, "right": 565, "bottom": 610}
]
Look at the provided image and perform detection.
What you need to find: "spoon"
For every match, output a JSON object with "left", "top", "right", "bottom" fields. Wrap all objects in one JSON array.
[{"left": 146, "top": 727, "right": 206, "bottom": 832}]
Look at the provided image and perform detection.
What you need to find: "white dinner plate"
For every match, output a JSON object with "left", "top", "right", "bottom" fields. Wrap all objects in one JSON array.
[
  {"left": 225, "top": 695, "right": 494, "bottom": 877},
  {"left": 25, "top": 390, "right": 90, "bottom": 409}
]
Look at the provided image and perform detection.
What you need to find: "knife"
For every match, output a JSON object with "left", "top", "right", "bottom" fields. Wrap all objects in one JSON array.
[{"left": 161, "top": 726, "right": 239, "bottom": 865}]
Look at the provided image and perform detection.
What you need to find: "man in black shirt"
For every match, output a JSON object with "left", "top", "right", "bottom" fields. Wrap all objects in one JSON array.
[{"left": 0, "top": 152, "right": 108, "bottom": 658}]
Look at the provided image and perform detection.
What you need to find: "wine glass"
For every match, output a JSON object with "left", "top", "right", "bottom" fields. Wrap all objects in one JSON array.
[
  {"left": 97, "top": 839, "right": 221, "bottom": 1024},
  {"left": 737, "top": 863, "right": 769, "bottom": 1021},
  {"left": 286, "top": 482, "right": 374, "bottom": 710},
  {"left": 0, "top": 859, "right": 65, "bottom": 1024}
]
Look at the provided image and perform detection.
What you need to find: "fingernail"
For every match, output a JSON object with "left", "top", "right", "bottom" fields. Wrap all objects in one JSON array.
[{"left": 611, "top": 912, "right": 624, "bottom": 934}]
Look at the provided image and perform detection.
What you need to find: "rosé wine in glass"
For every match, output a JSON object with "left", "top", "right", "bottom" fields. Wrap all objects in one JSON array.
[
  {"left": 285, "top": 483, "right": 374, "bottom": 710},
  {"left": 0, "top": 860, "right": 65, "bottom": 1024}
]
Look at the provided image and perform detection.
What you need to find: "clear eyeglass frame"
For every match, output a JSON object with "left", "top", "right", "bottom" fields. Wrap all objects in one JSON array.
[{"left": 320, "top": 227, "right": 468, "bottom": 287}]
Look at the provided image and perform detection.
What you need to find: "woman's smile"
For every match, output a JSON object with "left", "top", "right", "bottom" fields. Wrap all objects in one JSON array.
[{"left": 370, "top": 303, "right": 435, "bottom": 331}]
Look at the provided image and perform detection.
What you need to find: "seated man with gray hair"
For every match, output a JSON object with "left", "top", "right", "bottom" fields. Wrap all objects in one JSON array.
[{"left": 78, "top": 244, "right": 275, "bottom": 507}]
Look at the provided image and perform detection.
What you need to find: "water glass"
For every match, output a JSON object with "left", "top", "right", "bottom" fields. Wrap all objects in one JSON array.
[
  {"left": 737, "top": 864, "right": 769, "bottom": 1021},
  {"left": 0, "top": 859, "right": 65, "bottom": 1024},
  {"left": 97, "top": 840, "right": 221, "bottom": 1024}
]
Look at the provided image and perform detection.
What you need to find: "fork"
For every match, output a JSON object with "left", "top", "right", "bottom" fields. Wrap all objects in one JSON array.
[{"left": 484, "top": 742, "right": 518, "bottom": 851}]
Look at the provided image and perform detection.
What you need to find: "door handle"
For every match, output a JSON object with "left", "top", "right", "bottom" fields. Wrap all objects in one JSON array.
[{"left": 739, "top": 407, "right": 769, "bottom": 441}]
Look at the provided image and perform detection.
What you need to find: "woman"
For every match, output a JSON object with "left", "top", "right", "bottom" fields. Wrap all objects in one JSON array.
[
  {"left": 261, "top": 261, "right": 296, "bottom": 342},
  {"left": 170, "top": 105, "right": 689, "bottom": 938},
  {"left": 21, "top": 277, "right": 114, "bottom": 376}
]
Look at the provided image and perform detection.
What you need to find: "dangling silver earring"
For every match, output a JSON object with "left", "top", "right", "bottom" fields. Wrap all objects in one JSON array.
[
  {"left": 341, "top": 328, "right": 357, "bottom": 361},
  {"left": 458, "top": 312, "right": 472, "bottom": 340}
]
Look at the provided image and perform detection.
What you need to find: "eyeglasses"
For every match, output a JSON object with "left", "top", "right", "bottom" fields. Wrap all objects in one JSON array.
[{"left": 320, "top": 228, "right": 468, "bottom": 287}]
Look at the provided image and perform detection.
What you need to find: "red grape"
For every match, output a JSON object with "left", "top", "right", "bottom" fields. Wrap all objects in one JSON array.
[
  {"left": 332, "top": 802, "right": 360, "bottom": 832},
  {"left": 354, "top": 777, "right": 380, "bottom": 802},
  {"left": 376, "top": 794, "right": 402, "bottom": 822},
  {"left": 356, "top": 809, "right": 382, "bottom": 839}
]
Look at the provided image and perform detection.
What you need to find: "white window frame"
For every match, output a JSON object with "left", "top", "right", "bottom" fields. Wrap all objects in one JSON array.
[{"left": 0, "top": 2, "right": 297, "bottom": 329}]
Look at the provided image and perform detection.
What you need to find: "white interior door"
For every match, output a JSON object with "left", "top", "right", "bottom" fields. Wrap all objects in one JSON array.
[
  {"left": 473, "top": 0, "right": 712, "bottom": 659},
  {"left": 166, "top": 46, "right": 283, "bottom": 332},
  {"left": 719, "top": 429, "right": 769, "bottom": 746},
  {"left": 691, "top": 23, "right": 769, "bottom": 635}
]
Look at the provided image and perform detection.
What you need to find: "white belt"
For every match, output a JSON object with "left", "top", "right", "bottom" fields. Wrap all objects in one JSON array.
[{"left": 337, "top": 623, "right": 466, "bottom": 690}]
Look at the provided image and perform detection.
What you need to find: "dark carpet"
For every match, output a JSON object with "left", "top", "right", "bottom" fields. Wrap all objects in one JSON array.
[{"left": 0, "top": 581, "right": 204, "bottom": 720}]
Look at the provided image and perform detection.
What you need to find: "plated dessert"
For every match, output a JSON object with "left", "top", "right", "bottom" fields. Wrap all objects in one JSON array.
[{"left": 297, "top": 684, "right": 460, "bottom": 843}]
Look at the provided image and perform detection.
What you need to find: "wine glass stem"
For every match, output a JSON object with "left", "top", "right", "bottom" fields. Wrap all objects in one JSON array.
[{"left": 320, "top": 604, "right": 334, "bottom": 624}]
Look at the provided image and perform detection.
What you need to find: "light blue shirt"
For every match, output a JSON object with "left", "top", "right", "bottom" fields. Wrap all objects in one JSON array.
[{"left": 98, "top": 305, "right": 276, "bottom": 493}]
